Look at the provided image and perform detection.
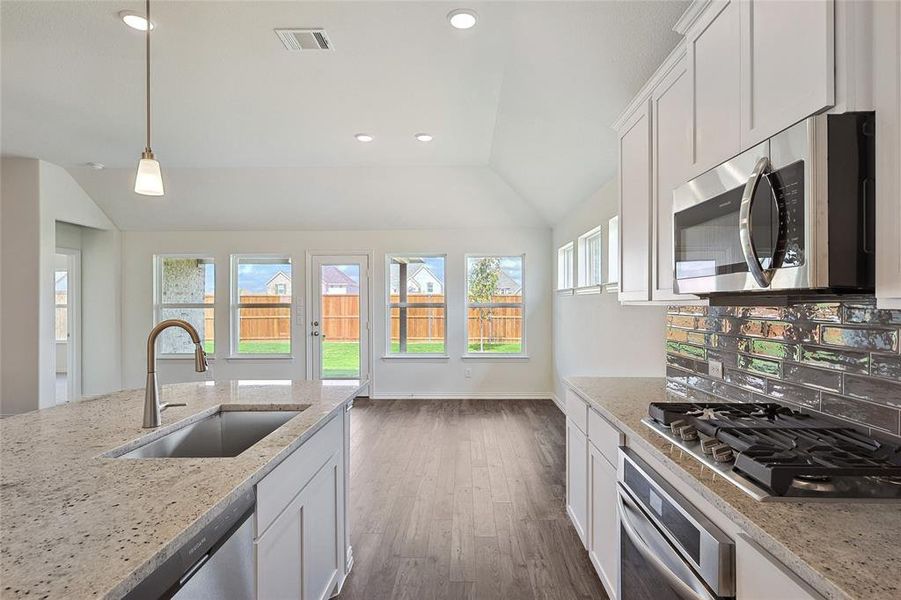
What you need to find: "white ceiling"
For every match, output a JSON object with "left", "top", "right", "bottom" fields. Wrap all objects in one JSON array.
[{"left": 1, "top": 1, "right": 687, "bottom": 230}]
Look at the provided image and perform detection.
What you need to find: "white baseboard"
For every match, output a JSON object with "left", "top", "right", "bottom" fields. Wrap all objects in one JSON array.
[
  {"left": 551, "top": 394, "right": 565, "bottom": 413},
  {"left": 367, "top": 392, "right": 554, "bottom": 401}
]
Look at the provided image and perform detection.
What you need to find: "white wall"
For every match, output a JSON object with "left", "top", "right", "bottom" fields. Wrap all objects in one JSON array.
[
  {"left": 552, "top": 179, "right": 666, "bottom": 403},
  {"left": 0, "top": 158, "right": 121, "bottom": 414},
  {"left": 122, "top": 228, "right": 553, "bottom": 399}
]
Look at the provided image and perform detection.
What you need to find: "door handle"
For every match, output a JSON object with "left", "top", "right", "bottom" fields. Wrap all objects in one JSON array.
[
  {"left": 312, "top": 331, "right": 320, "bottom": 337},
  {"left": 311, "top": 320, "right": 319, "bottom": 327},
  {"left": 739, "top": 156, "right": 776, "bottom": 288}
]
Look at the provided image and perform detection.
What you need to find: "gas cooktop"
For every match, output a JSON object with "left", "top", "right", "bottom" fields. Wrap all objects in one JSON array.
[{"left": 643, "top": 402, "right": 901, "bottom": 501}]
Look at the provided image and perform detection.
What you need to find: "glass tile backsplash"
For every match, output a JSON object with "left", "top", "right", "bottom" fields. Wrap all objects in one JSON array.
[{"left": 665, "top": 298, "right": 901, "bottom": 439}]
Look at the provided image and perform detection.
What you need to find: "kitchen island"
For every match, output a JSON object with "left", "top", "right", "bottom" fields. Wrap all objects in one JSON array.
[
  {"left": 0, "top": 379, "right": 363, "bottom": 599},
  {"left": 564, "top": 376, "right": 901, "bottom": 600}
]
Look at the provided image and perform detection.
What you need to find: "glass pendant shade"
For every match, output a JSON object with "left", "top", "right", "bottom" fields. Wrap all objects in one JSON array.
[{"left": 134, "top": 156, "right": 164, "bottom": 196}]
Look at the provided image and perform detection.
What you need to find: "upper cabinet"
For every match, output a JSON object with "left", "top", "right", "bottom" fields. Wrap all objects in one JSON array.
[
  {"left": 739, "top": 0, "right": 835, "bottom": 148},
  {"left": 616, "top": 101, "right": 652, "bottom": 303},
  {"left": 687, "top": 0, "right": 742, "bottom": 177}
]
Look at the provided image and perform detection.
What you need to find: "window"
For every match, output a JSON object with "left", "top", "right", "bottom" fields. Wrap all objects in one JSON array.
[
  {"left": 388, "top": 255, "right": 446, "bottom": 355},
  {"left": 231, "top": 256, "right": 292, "bottom": 356},
  {"left": 557, "top": 243, "right": 573, "bottom": 290},
  {"left": 466, "top": 255, "right": 524, "bottom": 355},
  {"left": 607, "top": 216, "right": 619, "bottom": 285},
  {"left": 578, "top": 226, "right": 603, "bottom": 288},
  {"left": 55, "top": 270, "right": 68, "bottom": 342},
  {"left": 154, "top": 256, "right": 215, "bottom": 355}
]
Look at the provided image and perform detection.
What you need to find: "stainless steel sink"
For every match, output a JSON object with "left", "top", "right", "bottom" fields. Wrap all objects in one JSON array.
[{"left": 116, "top": 409, "right": 305, "bottom": 459}]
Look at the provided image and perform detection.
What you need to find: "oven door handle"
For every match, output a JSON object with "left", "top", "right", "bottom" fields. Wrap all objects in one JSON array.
[
  {"left": 617, "top": 490, "right": 717, "bottom": 600},
  {"left": 739, "top": 156, "right": 775, "bottom": 288}
]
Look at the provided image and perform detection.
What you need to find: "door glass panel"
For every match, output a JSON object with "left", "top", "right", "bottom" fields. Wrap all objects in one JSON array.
[{"left": 320, "top": 264, "right": 361, "bottom": 379}]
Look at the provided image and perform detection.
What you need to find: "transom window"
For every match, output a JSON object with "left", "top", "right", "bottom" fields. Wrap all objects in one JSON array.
[
  {"left": 388, "top": 255, "right": 446, "bottom": 355},
  {"left": 557, "top": 243, "right": 573, "bottom": 290},
  {"left": 578, "top": 226, "right": 603, "bottom": 287},
  {"left": 231, "top": 256, "right": 292, "bottom": 356},
  {"left": 154, "top": 256, "right": 215, "bottom": 355},
  {"left": 466, "top": 255, "right": 524, "bottom": 355}
]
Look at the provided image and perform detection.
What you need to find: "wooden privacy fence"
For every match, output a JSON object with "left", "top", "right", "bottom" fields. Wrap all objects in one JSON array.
[{"left": 204, "top": 294, "right": 522, "bottom": 343}]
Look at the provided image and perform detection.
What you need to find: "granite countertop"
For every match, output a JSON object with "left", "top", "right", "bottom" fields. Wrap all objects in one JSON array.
[
  {"left": 564, "top": 376, "right": 901, "bottom": 600},
  {"left": 0, "top": 379, "right": 363, "bottom": 599}
]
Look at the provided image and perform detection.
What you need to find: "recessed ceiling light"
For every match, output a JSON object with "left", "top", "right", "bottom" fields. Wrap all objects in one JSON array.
[
  {"left": 448, "top": 9, "right": 477, "bottom": 30},
  {"left": 354, "top": 133, "right": 374, "bottom": 143},
  {"left": 86, "top": 162, "right": 105, "bottom": 170},
  {"left": 414, "top": 133, "right": 433, "bottom": 142},
  {"left": 119, "top": 10, "right": 154, "bottom": 31}
]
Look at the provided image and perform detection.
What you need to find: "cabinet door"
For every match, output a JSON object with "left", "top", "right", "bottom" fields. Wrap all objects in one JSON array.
[
  {"left": 565, "top": 418, "right": 588, "bottom": 547},
  {"left": 687, "top": 0, "right": 741, "bottom": 176},
  {"left": 740, "top": 0, "right": 834, "bottom": 149},
  {"left": 257, "top": 454, "right": 341, "bottom": 600},
  {"left": 651, "top": 54, "right": 698, "bottom": 303},
  {"left": 617, "top": 100, "right": 652, "bottom": 303},
  {"left": 736, "top": 534, "right": 824, "bottom": 600},
  {"left": 588, "top": 444, "right": 618, "bottom": 600}
]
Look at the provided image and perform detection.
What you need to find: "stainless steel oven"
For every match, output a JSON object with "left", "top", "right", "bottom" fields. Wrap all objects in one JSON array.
[
  {"left": 672, "top": 112, "right": 874, "bottom": 297},
  {"left": 618, "top": 448, "right": 734, "bottom": 600}
]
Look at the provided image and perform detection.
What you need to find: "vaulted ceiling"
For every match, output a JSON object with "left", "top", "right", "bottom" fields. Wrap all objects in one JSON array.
[{"left": 1, "top": 1, "right": 686, "bottom": 230}]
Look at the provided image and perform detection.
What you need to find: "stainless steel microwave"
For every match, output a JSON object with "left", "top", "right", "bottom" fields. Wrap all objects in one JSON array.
[{"left": 672, "top": 112, "right": 875, "bottom": 297}]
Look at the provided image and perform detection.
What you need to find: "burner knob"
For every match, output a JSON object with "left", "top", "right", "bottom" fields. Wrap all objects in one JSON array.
[
  {"left": 679, "top": 425, "right": 699, "bottom": 441},
  {"left": 670, "top": 419, "right": 687, "bottom": 436},
  {"left": 711, "top": 444, "right": 734, "bottom": 463},
  {"left": 700, "top": 437, "right": 720, "bottom": 455}
]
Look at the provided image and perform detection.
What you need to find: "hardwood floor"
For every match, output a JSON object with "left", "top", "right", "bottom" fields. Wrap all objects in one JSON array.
[{"left": 338, "top": 399, "right": 609, "bottom": 600}]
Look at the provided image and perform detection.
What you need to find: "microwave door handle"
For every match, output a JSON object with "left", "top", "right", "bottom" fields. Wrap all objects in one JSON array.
[
  {"left": 617, "top": 491, "right": 716, "bottom": 600},
  {"left": 739, "top": 156, "right": 774, "bottom": 288}
]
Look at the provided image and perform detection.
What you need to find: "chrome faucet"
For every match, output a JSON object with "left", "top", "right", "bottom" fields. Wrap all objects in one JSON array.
[{"left": 144, "top": 319, "right": 208, "bottom": 428}]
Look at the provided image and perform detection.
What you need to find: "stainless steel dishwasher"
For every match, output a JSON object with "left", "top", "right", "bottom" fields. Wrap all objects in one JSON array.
[
  {"left": 617, "top": 448, "right": 735, "bottom": 600},
  {"left": 124, "top": 489, "right": 255, "bottom": 600}
]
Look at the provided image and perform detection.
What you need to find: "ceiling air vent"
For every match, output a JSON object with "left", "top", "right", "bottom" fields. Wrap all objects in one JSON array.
[{"left": 275, "top": 29, "right": 332, "bottom": 51}]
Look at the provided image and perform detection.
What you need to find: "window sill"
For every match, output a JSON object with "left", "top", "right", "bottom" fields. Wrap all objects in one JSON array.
[
  {"left": 604, "top": 282, "right": 619, "bottom": 293},
  {"left": 226, "top": 354, "right": 295, "bottom": 361},
  {"left": 461, "top": 354, "right": 530, "bottom": 361},
  {"left": 574, "top": 285, "right": 602, "bottom": 295},
  {"left": 381, "top": 354, "right": 450, "bottom": 360},
  {"left": 556, "top": 288, "right": 574, "bottom": 296}
]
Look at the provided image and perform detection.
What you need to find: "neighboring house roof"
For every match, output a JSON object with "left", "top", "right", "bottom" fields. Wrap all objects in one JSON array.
[
  {"left": 321, "top": 265, "right": 359, "bottom": 293},
  {"left": 389, "top": 263, "right": 443, "bottom": 294},
  {"left": 496, "top": 270, "right": 522, "bottom": 295},
  {"left": 265, "top": 271, "right": 291, "bottom": 286}
]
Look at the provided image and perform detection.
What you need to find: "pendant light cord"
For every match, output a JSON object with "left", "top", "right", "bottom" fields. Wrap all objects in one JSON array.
[{"left": 145, "top": 0, "right": 151, "bottom": 153}]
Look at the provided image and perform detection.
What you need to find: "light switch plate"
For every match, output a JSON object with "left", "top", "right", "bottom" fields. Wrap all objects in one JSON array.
[{"left": 708, "top": 359, "right": 723, "bottom": 379}]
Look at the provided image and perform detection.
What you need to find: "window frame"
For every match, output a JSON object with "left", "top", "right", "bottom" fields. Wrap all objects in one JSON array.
[
  {"left": 463, "top": 253, "right": 527, "bottom": 358},
  {"left": 55, "top": 270, "right": 68, "bottom": 342},
  {"left": 557, "top": 243, "right": 574, "bottom": 291},
  {"left": 577, "top": 226, "right": 603, "bottom": 292},
  {"left": 385, "top": 253, "right": 448, "bottom": 358},
  {"left": 230, "top": 254, "right": 293, "bottom": 359},
  {"left": 153, "top": 254, "right": 216, "bottom": 358},
  {"left": 606, "top": 216, "right": 620, "bottom": 291}
]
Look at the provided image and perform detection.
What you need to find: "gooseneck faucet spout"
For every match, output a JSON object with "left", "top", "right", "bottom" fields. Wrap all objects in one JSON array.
[{"left": 144, "top": 319, "right": 209, "bottom": 428}]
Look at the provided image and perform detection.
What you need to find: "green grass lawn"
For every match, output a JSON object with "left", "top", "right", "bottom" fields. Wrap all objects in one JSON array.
[{"left": 201, "top": 339, "right": 522, "bottom": 378}]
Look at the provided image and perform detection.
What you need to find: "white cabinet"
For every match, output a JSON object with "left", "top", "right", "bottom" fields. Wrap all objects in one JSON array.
[
  {"left": 254, "top": 408, "right": 350, "bottom": 600},
  {"left": 736, "top": 534, "right": 824, "bottom": 600},
  {"left": 740, "top": 0, "right": 835, "bottom": 148},
  {"left": 686, "top": 0, "right": 741, "bottom": 177},
  {"left": 617, "top": 100, "right": 652, "bottom": 303},
  {"left": 565, "top": 416, "right": 588, "bottom": 546},
  {"left": 257, "top": 453, "right": 342, "bottom": 600},
  {"left": 588, "top": 443, "right": 618, "bottom": 599},
  {"left": 650, "top": 52, "right": 697, "bottom": 303},
  {"left": 875, "top": 0, "right": 901, "bottom": 308}
]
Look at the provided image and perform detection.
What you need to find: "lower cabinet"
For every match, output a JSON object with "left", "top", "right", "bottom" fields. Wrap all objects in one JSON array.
[
  {"left": 254, "top": 408, "right": 350, "bottom": 600},
  {"left": 565, "top": 417, "right": 588, "bottom": 547},
  {"left": 588, "top": 443, "right": 618, "bottom": 599}
]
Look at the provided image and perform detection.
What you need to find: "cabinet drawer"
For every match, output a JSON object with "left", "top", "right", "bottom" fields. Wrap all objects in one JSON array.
[
  {"left": 256, "top": 413, "right": 342, "bottom": 536},
  {"left": 565, "top": 388, "right": 589, "bottom": 433},
  {"left": 588, "top": 408, "right": 622, "bottom": 467}
]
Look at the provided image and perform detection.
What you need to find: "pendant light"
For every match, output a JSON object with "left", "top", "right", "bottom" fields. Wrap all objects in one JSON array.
[{"left": 134, "top": 0, "right": 164, "bottom": 196}]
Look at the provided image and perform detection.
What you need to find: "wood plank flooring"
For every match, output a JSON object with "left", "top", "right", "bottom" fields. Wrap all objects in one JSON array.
[{"left": 338, "top": 399, "right": 609, "bottom": 600}]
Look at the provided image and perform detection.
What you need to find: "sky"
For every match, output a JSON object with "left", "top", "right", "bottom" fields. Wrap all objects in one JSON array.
[
  {"left": 467, "top": 256, "right": 523, "bottom": 286},
  {"left": 237, "top": 263, "right": 290, "bottom": 293}
]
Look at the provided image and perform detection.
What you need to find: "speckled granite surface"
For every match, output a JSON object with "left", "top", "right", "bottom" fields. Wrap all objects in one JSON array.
[
  {"left": 564, "top": 376, "right": 901, "bottom": 600},
  {"left": 0, "top": 380, "right": 362, "bottom": 599}
]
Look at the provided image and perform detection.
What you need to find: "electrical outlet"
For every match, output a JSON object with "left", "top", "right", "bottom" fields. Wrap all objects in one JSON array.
[
  {"left": 464, "top": 368, "right": 472, "bottom": 379},
  {"left": 708, "top": 359, "right": 724, "bottom": 379}
]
